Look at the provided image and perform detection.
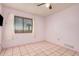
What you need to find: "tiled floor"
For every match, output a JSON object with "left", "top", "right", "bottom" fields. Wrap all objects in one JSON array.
[{"left": 0, "top": 41, "right": 79, "bottom": 56}]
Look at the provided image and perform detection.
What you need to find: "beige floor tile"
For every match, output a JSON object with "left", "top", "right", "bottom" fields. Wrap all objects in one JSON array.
[
  {"left": 50, "top": 52, "right": 61, "bottom": 56},
  {"left": 19, "top": 46, "right": 29, "bottom": 56},
  {"left": 4, "top": 48, "right": 12, "bottom": 56},
  {"left": 74, "top": 52, "right": 79, "bottom": 56},
  {"left": 12, "top": 47, "right": 21, "bottom": 56},
  {"left": 63, "top": 51, "right": 75, "bottom": 56},
  {"left": 37, "top": 52, "right": 46, "bottom": 56},
  {"left": 0, "top": 49, "right": 6, "bottom": 56},
  {"left": 0, "top": 41, "right": 78, "bottom": 56}
]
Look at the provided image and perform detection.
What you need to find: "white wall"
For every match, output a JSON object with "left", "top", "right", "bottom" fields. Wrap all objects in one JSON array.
[
  {"left": 0, "top": 5, "right": 1, "bottom": 10},
  {"left": 0, "top": 27, "right": 2, "bottom": 52},
  {"left": 45, "top": 5, "right": 79, "bottom": 52},
  {"left": 0, "top": 4, "right": 2, "bottom": 52},
  {"left": 2, "top": 7, "right": 45, "bottom": 48}
]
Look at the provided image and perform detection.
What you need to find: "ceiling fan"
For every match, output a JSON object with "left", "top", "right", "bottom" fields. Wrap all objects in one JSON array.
[{"left": 37, "top": 3, "right": 52, "bottom": 9}]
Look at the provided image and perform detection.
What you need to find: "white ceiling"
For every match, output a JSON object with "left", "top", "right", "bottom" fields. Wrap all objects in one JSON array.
[{"left": 2, "top": 3, "right": 75, "bottom": 16}]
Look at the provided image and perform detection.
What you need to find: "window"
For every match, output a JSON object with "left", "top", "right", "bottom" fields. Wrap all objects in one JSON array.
[{"left": 14, "top": 16, "right": 33, "bottom": 33}]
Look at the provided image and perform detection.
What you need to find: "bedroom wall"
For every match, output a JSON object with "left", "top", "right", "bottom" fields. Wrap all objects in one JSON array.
[
  {"left": 0, "top": 27, "right": 2, "bottom": 52},
  {"left": 2, "top": 6, "right": 45, "bottom": 48},
  {"left": 0, "top": 4, "right": 2, "bottom": 52},
  {"left": 45, "top": 4, "right": 79, "bottom": 52}
]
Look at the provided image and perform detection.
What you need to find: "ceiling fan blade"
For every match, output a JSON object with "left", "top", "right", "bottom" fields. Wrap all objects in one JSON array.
[{"left": 37, "top": 3, "right": 45, "bottom": 6}]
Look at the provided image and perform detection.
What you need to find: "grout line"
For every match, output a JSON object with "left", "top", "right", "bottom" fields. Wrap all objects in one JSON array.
[
  {"left": 24, "top": 45, "right": 30, "bottom": 56},
  {"left": 0, "top": 49, "right": 3, "bottom": 55},
  {"left": 59, "top": 50, "right": 68, "bottom": 56},
  {"left": 3, "top": 49, "right": 6, "bottom": 56},
  {"left": 19, "top": 47, "right": 22, "bottom": 56},
  {"left": 11, "top": 48, "right": 14, "bottom": 56}
]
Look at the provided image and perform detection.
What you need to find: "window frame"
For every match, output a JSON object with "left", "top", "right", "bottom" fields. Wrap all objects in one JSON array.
[{"left": 14, "top": 16, "right": 33, "bottom": 33}]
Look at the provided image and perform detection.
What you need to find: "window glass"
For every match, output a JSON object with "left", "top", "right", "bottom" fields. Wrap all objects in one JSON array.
[{"left": 14, "top": 16, "right": 33, "bottom": 33}]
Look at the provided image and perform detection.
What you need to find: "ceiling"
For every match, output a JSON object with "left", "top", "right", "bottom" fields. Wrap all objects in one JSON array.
[{"left": 2, "top": 3, "right": 75, "bottom": 16}]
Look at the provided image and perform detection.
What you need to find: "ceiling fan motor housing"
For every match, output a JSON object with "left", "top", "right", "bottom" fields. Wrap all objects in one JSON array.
[{"left": 49, "top": 4, "right": 52, "bottom": 9}]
